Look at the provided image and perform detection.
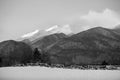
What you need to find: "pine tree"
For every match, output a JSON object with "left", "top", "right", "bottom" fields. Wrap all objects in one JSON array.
[
  {"left": 0, "top": 58, "right": 2, "bottom": 67},
  {"left": 102, "top": 60, "right": 108, "bottom": 65},
  {"left": 33, "top": 48, "right": 41, "bottom": 62}
]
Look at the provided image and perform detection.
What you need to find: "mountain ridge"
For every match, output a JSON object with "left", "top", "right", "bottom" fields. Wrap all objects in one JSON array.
[
  {"left": 20, "top": 24, "right": 72, "bottom": 42},
  {"left": 43, "top": 26, "right": 120, "bottom": 65},
  {"left": 1, "top": 26, "right": 120, "bottom": 66}
]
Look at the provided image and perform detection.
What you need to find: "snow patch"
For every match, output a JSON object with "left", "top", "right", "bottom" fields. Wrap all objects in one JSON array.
[
  {"left": 45, "top": 25, "right": 58, "bottom": 32},
  {"left": 21, "top": 24, "right": 72, "bottom": 39},
  {"left": 0, "top": 67, "right": 120, "bottom": 80},
  {"left": 45, "top": 24, "right": 72, "bottom": 35},
  {"left": 21, "top": 30, "right": 39, "bottom": 38}
]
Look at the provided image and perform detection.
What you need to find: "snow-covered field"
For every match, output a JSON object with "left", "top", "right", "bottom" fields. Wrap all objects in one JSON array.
[{"left": 0, "top": 66, "right": 120, "bottom": 80}]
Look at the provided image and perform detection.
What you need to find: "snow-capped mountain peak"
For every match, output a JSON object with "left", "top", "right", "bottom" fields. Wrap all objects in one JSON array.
[
  {"left": 21, "top": 29, "right": 39, "bottom": 38},
  {"left": 45, "top": 24, "right": 72, "bottom": 35},
  {"left": 20, "top": 24, "right": 72, "bottom": 41}
]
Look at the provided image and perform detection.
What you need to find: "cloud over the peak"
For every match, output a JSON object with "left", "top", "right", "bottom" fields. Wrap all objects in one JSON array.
[{"left": 80, "top": 9, "right": 120, "bottom": 29}]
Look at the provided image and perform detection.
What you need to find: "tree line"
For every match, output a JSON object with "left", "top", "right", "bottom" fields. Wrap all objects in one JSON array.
[
  {"left": 32, "top": 48, "right": 109, "bottom": 66},
  {"left": 33, "top": 48, "right": 51, "bottom": 64}
]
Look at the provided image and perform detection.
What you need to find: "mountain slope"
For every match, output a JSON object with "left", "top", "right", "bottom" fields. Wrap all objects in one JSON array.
[
  {"left": 46, "top": 27, "right": 120, "bottom": 65},
  {"left": 112, "top": 24, "right": 120, "bottom": 35},
  {"left": 0, "top": 40, "right": 33, "bottom": 66},
  {"left": 31, "top": 33, "right": 68, "bottom": 50}
]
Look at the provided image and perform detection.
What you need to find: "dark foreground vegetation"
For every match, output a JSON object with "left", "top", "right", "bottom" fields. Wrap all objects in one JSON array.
[
  {"left": 0, "top": 47, "right": 120, "bottom": 70},
  {"left": 1, "top": 47, "right": 119, "bottom": 70},
  {"left": 13, "top": 63, "right": 120, "bottom": 70}
]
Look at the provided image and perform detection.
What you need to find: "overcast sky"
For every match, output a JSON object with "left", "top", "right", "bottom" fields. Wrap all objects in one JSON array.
[{"left": 0, "top": 0, "right": 120, "bottom": 41}]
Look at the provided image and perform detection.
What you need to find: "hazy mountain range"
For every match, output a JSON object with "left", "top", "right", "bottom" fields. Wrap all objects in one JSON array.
[{"left": 1, "top": 24, "right": 120, "bottom": 66}]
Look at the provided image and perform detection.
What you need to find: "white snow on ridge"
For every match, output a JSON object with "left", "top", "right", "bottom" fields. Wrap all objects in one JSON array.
[
  {"left": 45, "top": 24, "right": 72, "bottom": 35},
  {"left": 21, "top": 29, "right": 39, "bottom": 38},
  {"left": 45, "top": 25, "right": 58, "bottom": 32},
  {"left": 0, "top": 66, "right": 120, "bottom": 80},
  {"left": 21, "top": 24, "right": 72, "bottom": 39}
]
